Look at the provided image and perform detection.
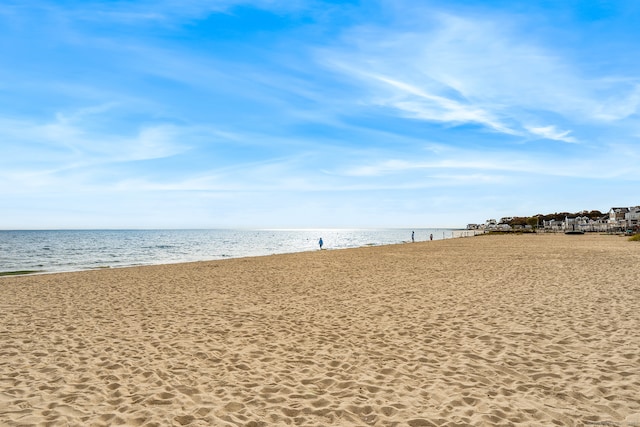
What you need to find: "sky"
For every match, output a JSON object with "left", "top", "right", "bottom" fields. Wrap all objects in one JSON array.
[{"left": 1, "top": 0, "right": 640, "bottom": 229}]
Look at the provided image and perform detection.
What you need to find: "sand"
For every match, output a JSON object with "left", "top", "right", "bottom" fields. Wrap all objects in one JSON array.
[{"left": 1, "top": 233, "right": 639, "bottom": 426}]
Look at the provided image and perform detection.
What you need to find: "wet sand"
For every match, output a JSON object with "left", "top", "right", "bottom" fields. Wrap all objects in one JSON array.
[{"left": 1, "top": 233, "right": 639, "bottom": 426}]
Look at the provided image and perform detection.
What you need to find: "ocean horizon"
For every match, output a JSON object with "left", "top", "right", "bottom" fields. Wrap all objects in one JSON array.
[{"left": 0, "top": 228, "right": 457, "bottom": 275}]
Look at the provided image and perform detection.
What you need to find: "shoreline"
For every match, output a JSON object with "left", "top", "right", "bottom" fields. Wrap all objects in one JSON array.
[
  {"left": 0, "top": 229, "right": 632, "bottom": 279},
  {"left": 1, "top": 233, "right": 639, "bottom": 426},
  {"left": 0, "top": 239, "right": 434, "bottom": 278},
  {"left": 0, "top": 228, "right": 457, "bottom": 277}
]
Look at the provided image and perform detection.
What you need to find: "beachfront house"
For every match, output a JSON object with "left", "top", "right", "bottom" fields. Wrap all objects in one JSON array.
[
  {"left": 590, "top": 215, "right": 610, "bottom": 232},
  {"left": 564, "top": 216, "right": 589, "bottom": 232},
  {"left": 542, "top": 214, "right": 608, "bottom": 232},
  {"left": 473, "top": 205, "right": 638, "bottom": 233},
  {"left": 481, "top": 219, "right": 511, "bottom": 231},
  {"left": 606, "top": 207, "right": 629, "bottom": 232},
  {"left": 625, "top": 206, "right": 640, "bottom": 229},
  {"left": 542, "top": 219, "right": 563, "bottom": 231},
  {"left": 609, "top": 207, "right": 629, "bottom": 223}
]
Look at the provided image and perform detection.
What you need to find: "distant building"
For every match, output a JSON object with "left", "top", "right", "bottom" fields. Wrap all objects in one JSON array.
[
  {"left": 474, "top": 205, "right": 638, "bottom": 234},
  {"left": 609, "top": 207, "right": 629, "bottom": 223},
  {"left": 542, "top": 219, "right": 563, "bottom": 231},
  {"left": 564, "top": 216, "right": 590, "bottom": 232},
  {"left": 626, "top": 206, "right": 640, "bottom": 228}
]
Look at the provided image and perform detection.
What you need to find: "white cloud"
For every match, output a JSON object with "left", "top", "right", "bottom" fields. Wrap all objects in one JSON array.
[
  {"left": 336, "top": 140, "right": 640, "bottom": 184},
  {"left": 319, "top": 9, "right": 640, "bottom": 140},
  {"left": 366, "top": 72, "right": 517, "bottom": 134},
  {"left": 0, "top": 114, "right": 190, "bottom": 165},
  {"left": 0, "top": 108, "right": 199, "bottom": 195},
  {"left": 591, "top": 83, "right": 640, "bottom": 121},
  {"left": 526, "top": 125, "right": 577, "bottom": 143},
  {"left": 342, "top": 157, "right": 515, "bottom": 178}
]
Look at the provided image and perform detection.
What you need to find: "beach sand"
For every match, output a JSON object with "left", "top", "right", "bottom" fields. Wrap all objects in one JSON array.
[{"left": 1, "top": 233, "right": 639, "bottom": 426}]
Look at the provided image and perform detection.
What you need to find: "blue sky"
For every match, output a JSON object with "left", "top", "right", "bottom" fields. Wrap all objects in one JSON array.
[{"left": 1, "top": 0, "right": 639, "bottom": 229}]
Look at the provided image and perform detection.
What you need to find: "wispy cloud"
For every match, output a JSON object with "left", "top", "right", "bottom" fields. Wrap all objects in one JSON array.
[
  {"left": 526, "top": 125, "right": 577, "bottom": 143},
  {"left": 590, "top": 83, "right": 640, "bottom": 121},
  {"left": 318, "top": 8, "right": 640, "bottom": 143},
  {"left": 0, "top": 107, "right": 200, "bottom": 196},
  {"left": 358, "top": 70, "right": 516, "bottom": 134},
  {"left": 1, "top": 113, "right": 190, "bottom": 165}
]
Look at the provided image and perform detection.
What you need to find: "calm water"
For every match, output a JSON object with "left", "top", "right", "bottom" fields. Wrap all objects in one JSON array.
[{"left": 0, "top": 229, "right": 454, "bottom": 274}]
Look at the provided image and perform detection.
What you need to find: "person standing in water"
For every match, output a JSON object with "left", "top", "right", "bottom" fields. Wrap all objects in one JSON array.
[
  {"left": 411, "top": 231, "right": 415, "bottom": 242},
  {"left": 319, "top": 237, "right": 323, "bottom": 250}
]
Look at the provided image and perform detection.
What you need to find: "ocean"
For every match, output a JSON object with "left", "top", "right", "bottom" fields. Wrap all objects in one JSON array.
[{"left": 0, "top": 228, "right": 455, "bottom": 274}]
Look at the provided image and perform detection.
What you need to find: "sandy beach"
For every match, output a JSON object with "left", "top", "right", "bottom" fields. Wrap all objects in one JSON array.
[{"left": 1, "top": 233, "right": 639, "bottom": 426}]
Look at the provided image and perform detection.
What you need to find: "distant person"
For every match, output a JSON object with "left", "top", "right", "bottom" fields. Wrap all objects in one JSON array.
[
  {"left": 319, "top": 237, "right": 323, "bottom": 250},
  {"left": 430, "top": 233, "right": 433, "bottom": 241},
  {"left": 411, "top": 231, "right": 415, "bottom": 242}
]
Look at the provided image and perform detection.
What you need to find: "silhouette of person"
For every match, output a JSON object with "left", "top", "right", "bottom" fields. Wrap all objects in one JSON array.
[
  {"left": 412, "top": 231, "right": 415, "bottom": 242},
  {"left": 319, "top": 237, "right": 323, "bottom": 250},
  {"left": 430, "top": 233, "right": 433, "bottom": 241}
]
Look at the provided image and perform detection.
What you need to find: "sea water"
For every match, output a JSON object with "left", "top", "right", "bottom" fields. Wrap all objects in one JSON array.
[{"left": 0, "top": 228, "right": 455, "bottom": 274}]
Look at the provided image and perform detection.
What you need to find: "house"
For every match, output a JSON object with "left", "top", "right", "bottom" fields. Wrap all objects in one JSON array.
[
  {"left": 542, "top": 219, "right": 563, "bottom": 231},
  {"left": 626, "top": 206, "right": 640, "bottom": 228},
  {"left": 609, "top": 207, "right": 629, "bottom": 223},
  {"left": 475, "top": 205, "right": 638, "bottom": 234},
  {"left": 564, "top": 216, "right": 590, "bottom": 232}
]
